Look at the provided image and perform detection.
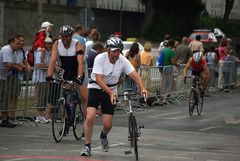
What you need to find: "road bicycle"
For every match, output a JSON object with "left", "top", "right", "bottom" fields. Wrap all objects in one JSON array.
[
  {"left": 118, "top": 88, "right": 146, "bottom": 161},
  {"left": 51, "top": 70, "right": 85, "bottom": 143},
  {"left": 187, "top": 75, "right": 204, "bottom": 116}
]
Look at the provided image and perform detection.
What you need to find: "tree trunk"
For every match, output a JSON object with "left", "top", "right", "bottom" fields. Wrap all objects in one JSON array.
[
  {"left": 141, "top": 0, "right": 154, "bottom": 36},
  {"left": 223, "top": 0, "right": 234, "bottom": 20}
]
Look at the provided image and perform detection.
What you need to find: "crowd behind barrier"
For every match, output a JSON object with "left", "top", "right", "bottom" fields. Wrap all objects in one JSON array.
[{"left": 0, "top": 62, "right": 240, "bottom": 124}]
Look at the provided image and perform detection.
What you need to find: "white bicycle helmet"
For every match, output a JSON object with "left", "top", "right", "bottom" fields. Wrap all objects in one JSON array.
[
  {"left": 106, "top": 37, "right": 124, "bottom": 51},
  {"left": 193, "top": 52, "right": 202, "bottom": 63}
]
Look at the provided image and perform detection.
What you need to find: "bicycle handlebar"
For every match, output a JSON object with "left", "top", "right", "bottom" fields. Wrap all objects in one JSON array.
[{"left": 117, "top": 91, "right": 147, "bottom": 103}]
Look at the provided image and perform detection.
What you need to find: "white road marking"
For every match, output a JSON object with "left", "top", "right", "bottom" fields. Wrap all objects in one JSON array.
[
  {"left": 166, "top": 115, "right": 189, "bottom": 120},
  {"left": 157, "top": 156, "right": 193, "bottom": 160},
  {"left": 224, "top": 116, "right": 240, "bottom": 124},
  {"left": 147, "top": 111, "right": 182, "bottom": 118},
  {"left": 197, "top": 116, "right": 220, "bottom": 123},
  {"left": 24, "top": 149, "right": 56, "bottom": 152},
  {"left": 92, "top": 142, "right": 125, "bottom": 150},
  {"left": 4, "top": 159, "right": 31, "bottom": 161},
  {"left": 197, "top": 126, "right": 222, "bottom": 131}
]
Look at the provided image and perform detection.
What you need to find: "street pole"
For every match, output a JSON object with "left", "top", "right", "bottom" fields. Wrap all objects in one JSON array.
[
  {"left": 38, "top": 0, "right": 43, "bottom": 24},
  {"left": 0, "top": 0, "right": 4, "bottom": 43},
  {"left": 85, "top": 0, "right": 89, "bottom": 28},
  {"left": 119, "top": 0, "right": 123, "bottom": 33}
]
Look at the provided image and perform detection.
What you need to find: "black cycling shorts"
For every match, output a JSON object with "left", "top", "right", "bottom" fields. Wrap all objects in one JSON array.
[
  {"left": 192, "top": 69, "right": 203, "bottom": 76},
  {"left": 87, "top": 88, "right": 116, "bottom": 115}
]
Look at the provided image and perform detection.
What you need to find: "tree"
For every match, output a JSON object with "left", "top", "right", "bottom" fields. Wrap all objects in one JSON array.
[
  {"left": 139, "top": 0, "right": 154, "bottom": 36},
  {"left": 223, "top": 0, "right": 235, "bottom": 20},
  {"left": 139, "top": 0, "right": 204, "bottom": 41}
]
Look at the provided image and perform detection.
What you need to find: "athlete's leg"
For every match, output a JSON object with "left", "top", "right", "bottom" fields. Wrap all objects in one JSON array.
[
  {"left": 101, "top": 114, "right": 113, "bottom": 135},
  {"left": 84, "top": 107, "right": 97, "bottom": 144},
  {"left": 201, "top": 66, "right": 211, "bottom": 91},
  {"left": 79, "top": 85, "right": 88, "bottom": 117}
]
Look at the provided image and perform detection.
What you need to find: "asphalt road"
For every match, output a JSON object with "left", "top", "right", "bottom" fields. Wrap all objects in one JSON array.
[{"left": 0, "top": 90, "right": 240, "bottom": 161}]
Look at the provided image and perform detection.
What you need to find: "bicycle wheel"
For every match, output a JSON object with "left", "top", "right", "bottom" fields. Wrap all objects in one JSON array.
[
  {"left": 129, "top": 114, "right": 139, "bottom": 161},
  {"left": 189, "top": 89, "right": 196, "bottom": 116},
  {"left": 52, "top": 99, "right": 66, "bottom": 143},
  {"left": 197, "top": 90, "right": 204, "bottom": 115},
  {"left": 73, "top": 103, "right": 85, "bottom": 140}
]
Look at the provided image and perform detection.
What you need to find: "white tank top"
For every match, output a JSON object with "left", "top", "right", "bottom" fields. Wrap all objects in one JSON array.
[{"left": 58, "top": 38, "right": 78, "bottom": 56}]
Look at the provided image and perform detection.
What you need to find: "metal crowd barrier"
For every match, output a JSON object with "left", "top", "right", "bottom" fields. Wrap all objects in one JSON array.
[{"left": 1, "top": 62, "right": 240, "bottom": 125}]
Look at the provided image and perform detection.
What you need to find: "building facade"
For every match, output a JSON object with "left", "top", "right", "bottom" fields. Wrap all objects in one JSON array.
[{"left": 203, "top": 0, "right": 240, "bottom": 20}]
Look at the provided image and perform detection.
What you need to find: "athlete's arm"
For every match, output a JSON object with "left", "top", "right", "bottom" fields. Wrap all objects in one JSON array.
[
  {"left": 182, "top": 57, "right": 192, "bottom": 79},
  {"left": 76, "top": 42, "right": 85, "bottom": 78},
  {"left": 128, "top": 70, "right": 148, "bottom": 96}
]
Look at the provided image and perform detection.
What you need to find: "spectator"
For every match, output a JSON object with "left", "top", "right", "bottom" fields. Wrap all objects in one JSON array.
[
  {"left": 206, "top": 46, "right": 219, "bottom": 88},
  {"left": 218, "top": 37, "right": 228, "bottom": 90},
  {"left": 222, "top": 48, "right": 240, "bottom": 92},
  {"left": 159, "top": 34, "right": 170, "bottom": 52},
  {"left": 86, "top": 42, "right": 104, "bottom": 76},
  {"left": 85, "top": 31, "right": 101, "bottom": 54},
  {"left": 162, "top": 39, "right": 178, "bottom": 66},
  {"left": 85, "top": 26, "right": 97, "bottom": 41},
  {"left": 33, "top": 37, "right": 53, "bottom": 124},
  {"left": 123, "top": 42, "right": 141, "bottom": 92},
  {"left": 73, "top": 24, "right": 86, "bottom": 50},
  {"left": 0, "top": 37, "right": 21, "bottom": 127},
  {"left": 176, "top": 36, "right": 192, "bottom": 64},
  {"left": 161, "top": 39, "right": 178, "bottom": 103},
  {"left": 189, "top": 35, "right": 204, "bottom": 53},
  {"left": 140, "top": 41, "right": 153, "bottom": 90},
  {"left": 32, "top": 21, "right": 53, "bottom": 67},
  {"left": 73, "top": 24, "right": 89, "bottom": 115},
  {"left": 8, "top": 34, "right": 32, "bottom": 125}
]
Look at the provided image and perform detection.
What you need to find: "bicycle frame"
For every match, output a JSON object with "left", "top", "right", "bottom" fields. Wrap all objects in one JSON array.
[
  {"left": 188, "top": 75, "right": 204, "bottom": 116},
  {"left": 51, "top": 77, "right": 84, "bottom": 143},
  {"left": 120, "top": 89, "right": 144, "bottom": 161}
]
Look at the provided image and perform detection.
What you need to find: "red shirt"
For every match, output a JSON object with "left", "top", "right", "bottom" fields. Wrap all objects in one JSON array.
[
  {"left": 191, "top": 58, "right": 206, "bottom": 72},
  {"left": 218, "top": 46, "right": 226, "bottom": 61},
  {"left": 33, "top": 31, "right": 46, "bottom": 50}
]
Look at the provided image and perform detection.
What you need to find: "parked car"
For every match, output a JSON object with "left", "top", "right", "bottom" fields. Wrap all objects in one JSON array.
[
  {"left": 188, "top": 29, "right": 217, "bottom": 43},
  {"left": 122, "top": 41, "right": 144, "bottom": 56},
  {"left": 213, "top": 28, "right": 225, "bottom": 39}
]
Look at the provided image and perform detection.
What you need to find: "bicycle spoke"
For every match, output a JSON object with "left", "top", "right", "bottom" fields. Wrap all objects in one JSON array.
[
  {"left": 73, "top": 103, "right": 85, "bottom": 140},
  {"left": 189, "top": 89, "right": 195, "bottom": 116},
  {"left": 52, "top": 102, "right": 65, "bottom": 143}
]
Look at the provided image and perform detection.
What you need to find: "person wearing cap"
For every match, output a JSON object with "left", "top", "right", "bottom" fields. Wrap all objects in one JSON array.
[
  {"left": 80, "top": 36, "right": 148, "bottom": 157},
  {"left": 31, "top": 21, "right": 54, "bottom": 123},
  {"left": 33, "top": 37, "right": 54, "bottom": 124}
]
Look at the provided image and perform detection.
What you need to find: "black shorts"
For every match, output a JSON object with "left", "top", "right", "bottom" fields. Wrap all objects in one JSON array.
[
  {"left": 87, "top": 88, "right": 116, "bottom": 115},
  {"left": 192, "top": 69, "right": 203, "bottom": 76}
]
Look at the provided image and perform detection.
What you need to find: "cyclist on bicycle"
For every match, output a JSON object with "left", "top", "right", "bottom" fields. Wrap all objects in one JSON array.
[
  {"left": 46, "top": 25, "right": 88, "bottom": 118},
  {"left": 182, "top": 51, "right": 211, "bottom": 95},
  {"left": 80, "top": 36, "right": 148, "bottom": 156}
]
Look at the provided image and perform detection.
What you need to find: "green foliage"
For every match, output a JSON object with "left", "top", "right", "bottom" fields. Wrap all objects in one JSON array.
[
  {"left": 141, "top": 0, "right": 205, "bottom": 41},
  {"left": 200, "top": 17, "right": 240, "bottom": 37}
]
